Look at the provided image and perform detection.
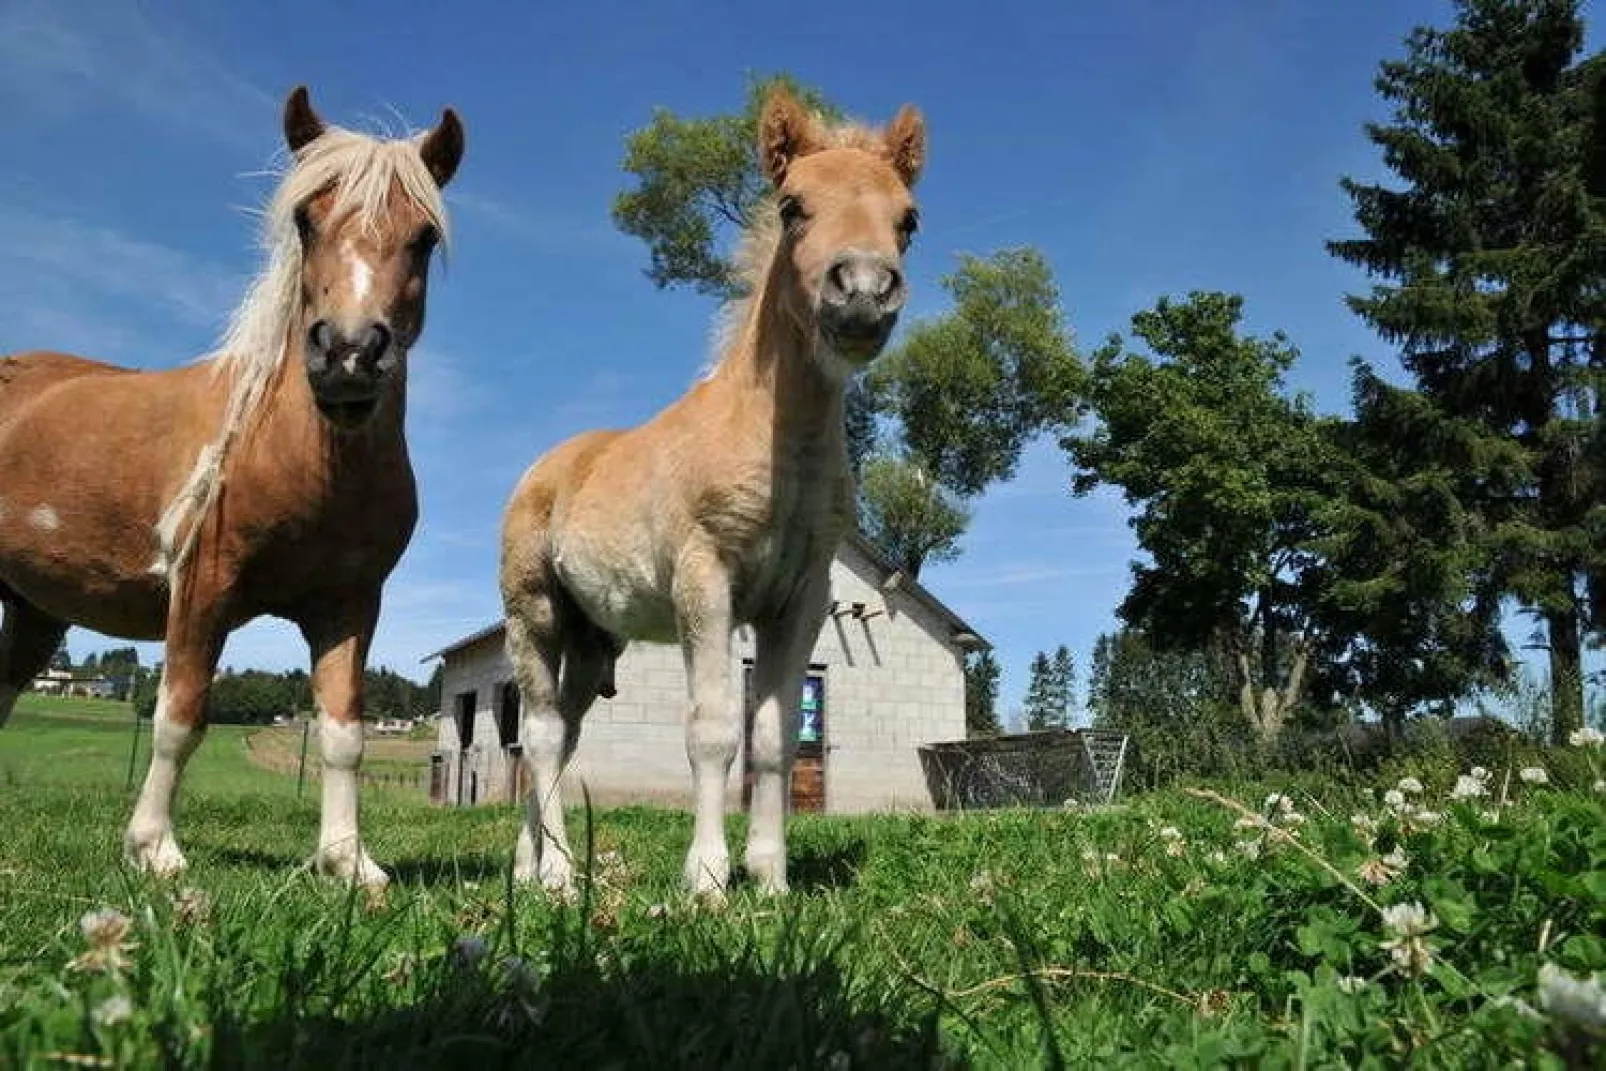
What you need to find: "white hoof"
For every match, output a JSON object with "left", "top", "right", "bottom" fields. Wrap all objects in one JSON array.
[
  {"left": 745, "top": 847, "right": 789, "bottom": 895},
  {"left": 314, "top": 845, "right": 390, "bottom": 889},
  {"left": 514, "top": 855, "right": 576, "bottom": 902},
  {"left": 684, "top": 850, "right": 730, "bottom": 899},
  {"left": 125, "top": 827, "right": 188, "bottom": 879}
]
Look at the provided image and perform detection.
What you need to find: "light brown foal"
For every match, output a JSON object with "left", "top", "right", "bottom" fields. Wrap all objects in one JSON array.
[{"left": 499, "top": 85, "right": 926, "bottom": 900}]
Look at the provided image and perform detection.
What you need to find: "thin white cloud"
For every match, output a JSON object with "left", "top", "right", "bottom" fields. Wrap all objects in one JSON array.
[
  {"left": 0, "top": 0, "right": 276, "bottom": 152},
  {"left": 446, "top": 189, "right": 631, "bottom": 257}
]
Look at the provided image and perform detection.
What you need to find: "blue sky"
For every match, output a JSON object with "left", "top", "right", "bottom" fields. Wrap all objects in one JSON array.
[{"left": 2, "top": 0, "right": 1596, "bottom": 726}]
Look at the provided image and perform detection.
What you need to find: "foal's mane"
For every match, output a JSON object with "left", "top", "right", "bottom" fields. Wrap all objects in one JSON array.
[
  {"left": 703, "top": 116, "right": 897, "bottom": 380},
  {"left": 152, "top": 122, "right": 452, "bottom": 584}
]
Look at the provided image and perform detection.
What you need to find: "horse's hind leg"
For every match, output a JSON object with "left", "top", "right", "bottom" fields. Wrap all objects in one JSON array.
[
  {"left": 507, "top": 598, "right": 607, "bottom": 897},
  {"left": 0, "top": 595, "right": 68, "bottom": 728}
]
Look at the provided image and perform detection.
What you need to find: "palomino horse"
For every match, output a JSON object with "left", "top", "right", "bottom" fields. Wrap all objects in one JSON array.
[
  {"left": 499, "top": 85, "right": 925, "bottom": 899},
  {"left": 0, "top": 86, "right": 464, "bottom": 890}
]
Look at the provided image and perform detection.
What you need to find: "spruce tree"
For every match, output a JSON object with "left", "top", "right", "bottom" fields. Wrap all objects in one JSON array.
[{"left": 1328, "top": 0, "right": 1606, "bottom": 741}]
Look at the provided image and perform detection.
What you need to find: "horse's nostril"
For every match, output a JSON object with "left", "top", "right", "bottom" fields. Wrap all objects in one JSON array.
[
  {"left": 879, "top": 266, "right": 903, "bottom": 302},
  {"left": 360, "top": 323, "right": 392, "bottom": 365},
  {"left": 307, "top": 320, "right": 334, "bottom": 355}
]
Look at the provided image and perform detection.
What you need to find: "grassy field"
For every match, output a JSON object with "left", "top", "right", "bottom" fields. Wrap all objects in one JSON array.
[{"left": 1, "top": 693, "right": 1602, "bottom": 1068}]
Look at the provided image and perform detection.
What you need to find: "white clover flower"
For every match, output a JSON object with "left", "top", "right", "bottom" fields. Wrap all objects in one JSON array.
[
  {"left": 1206, "top": 850, "right": 1228, "bottom": 865},
  {"left": 1265, "top": 793, "right": 1295, "bottom": 814},
  {"left": 1158, "top": 825, "right": 1183, "bottom": 841},
  {"left": 1358, "top": 846, "right": 1408, "bottom": 887},
  {"left": 1380, "top": 902, "right": 1438, "bottom": 978},
  {"left": 1594, "top": 779, "right": 1605, "bottom": 794},
  {"left": 1537, "top": 963, "right": 1606, "bottom": 1030},
  {"left": 1382, "top": 902, "right": 1436, "bottom": 938},
  {"left": 1567, "top": 726, "right": 1604, "bottom": 748},
  {"left": 1236, "top": 839, "right": 1262, "bottom": 861},
  {"left": 69, "top": 908, "right": 136, "bottom": 975},
  {"left": 1351, "top": 813, "right": 1378, "bottom": 841},
  {"left": 1409, "top": 808, "right": 1443, "bottom": 828},
  {"left": 1450, "top": 774, "right": 1489, "bottom": 800},
  {"left": 1519, "top": 766, "right": 1549, "bottom": 785},
  {"left": 92, "top": 994, "right": 134, "bottom": 1027},
  {"left": 1471, "top": 766, "right": 1489, "bottom": 781},
  {"left": 1383, "top": 789, "right": 1407, "bottom": 811},
  {"left": 1336, "top": 975, "right": 1367, "bottom": 995},
  {"left": 1396, "top": 777, "right": 1424, "bottom": 795}
]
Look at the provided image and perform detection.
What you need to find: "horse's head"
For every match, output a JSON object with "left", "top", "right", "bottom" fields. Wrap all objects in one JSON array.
[
  {"left": 757, "top": 86, "right": 925, "bottom": 374},
  {"left": 280, "top": 86, "right": 464, "bottom": 430}
]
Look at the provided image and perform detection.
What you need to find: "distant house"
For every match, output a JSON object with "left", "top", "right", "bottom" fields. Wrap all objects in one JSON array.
[
  {"left": 30, "top": 669, "right": 118, "bottom": 699},
  {"left": 423, "top": 532, "right": 988, "bottom": 815}
]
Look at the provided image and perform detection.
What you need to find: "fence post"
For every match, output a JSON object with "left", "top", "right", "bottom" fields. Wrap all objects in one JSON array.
[
  {"left": 123, "top": 700, "right": 142, "bottom": 792},
  {"left": 296, "top": 719, "right": 311, "bottom": 797}
]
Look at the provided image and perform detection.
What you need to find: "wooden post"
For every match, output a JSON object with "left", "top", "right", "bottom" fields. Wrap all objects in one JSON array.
[{"left": 296, "top": 719, "right": 311, "bottom": 797}]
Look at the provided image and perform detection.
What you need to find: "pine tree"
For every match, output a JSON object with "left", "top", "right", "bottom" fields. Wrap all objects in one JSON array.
[
  {"left": 1023, "top": 652, "right": 1056, "bottom": 731},
  {"left": 1051, "top": 645, "right": 1075, "bottom": 725},
  {"left": 964, "top": 650, "right": 1002, "bottom": 737},
  {"left": 1328, "top": 0, "right": 1606, "bottom": 741}
]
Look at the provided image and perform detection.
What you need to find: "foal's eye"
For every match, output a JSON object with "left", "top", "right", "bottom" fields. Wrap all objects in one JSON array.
[
  {"left": 899, "top": 207, "right": 920, "bottom": 241},
  {"left": 293, "top": 204, "right": 315, "bottom": 243},
  {"left": 778, "top": 194, "right": 806, "bottom": 229}
]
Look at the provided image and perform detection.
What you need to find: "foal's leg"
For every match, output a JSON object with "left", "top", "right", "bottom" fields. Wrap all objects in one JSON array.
[
  {"left": 0, "top": 596, "right": 68, "bottom": 728},
  {"left": 675, "top": 550, "right": 738, "bottom": 898},
  {"left": 745, "top": 575, "right": 830, "bottom": 894},
  {"left": 301, "top": 597, "right": 387, "bottom": 888},
  {"left": 509, "top": 612, "right": 603, "bottom": 896},
  {"left": 125, "top": 602, "right": 223, "bottom": 878}
]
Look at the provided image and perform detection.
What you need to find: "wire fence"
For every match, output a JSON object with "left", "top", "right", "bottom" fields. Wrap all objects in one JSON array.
[{"left": 918, "top": 728, "right": 1130, "bottom": 811}]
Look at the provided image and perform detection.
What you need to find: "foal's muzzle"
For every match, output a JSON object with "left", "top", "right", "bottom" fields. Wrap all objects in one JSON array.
[
  {"left": 304, "top": 319, "right": 396, "bottom": 428},
  {"left": 818, "top": 250, "right": 906, "bottom": 361}
]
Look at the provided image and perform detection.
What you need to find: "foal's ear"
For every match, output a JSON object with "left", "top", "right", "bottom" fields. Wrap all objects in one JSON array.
[
  {"left": 282, "top": 85, "right": 326, "bottom": 154},
  {"left": 883, "top": 104, "right": 926, "bottom": 188},
  {"left": 758, "top": 85, "right": 823, "bottom": 187},
  {"left": 419, "top": 108, "right": 465, "bottom": 188}
]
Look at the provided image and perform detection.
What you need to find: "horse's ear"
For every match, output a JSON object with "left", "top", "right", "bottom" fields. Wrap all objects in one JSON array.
[
  {"left": 758, "top": 85, "right": 822, "bottom": 187},
  {"left": 883, "top": 104, "right": 926, "bottom": 188},
  {"left": 419, "top": 107, "right": 465, "bottom": 188},
  {"left": 283, "top": 85, "right": 326, "bottom": 154}
]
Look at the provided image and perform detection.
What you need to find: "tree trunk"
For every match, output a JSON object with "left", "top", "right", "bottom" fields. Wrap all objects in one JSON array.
[
  {"left": 1235, "top": 636, "right": 1309, "bottom": 745},
  {"left": 1547, "top": 598, "right": 1584, "bottom": 744}
]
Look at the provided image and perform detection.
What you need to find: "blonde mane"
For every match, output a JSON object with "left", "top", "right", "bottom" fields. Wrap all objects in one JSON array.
[
  {"left": 151, "top": 123, "right": 452, "bottom": 584},
  {"left": 701, "top": 117, "right": 896, "bottom": 381}
]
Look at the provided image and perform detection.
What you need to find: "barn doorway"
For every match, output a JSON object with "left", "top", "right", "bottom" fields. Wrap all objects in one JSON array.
[{"left": 741, "top": 662, "right": 827, "bottom": 813}]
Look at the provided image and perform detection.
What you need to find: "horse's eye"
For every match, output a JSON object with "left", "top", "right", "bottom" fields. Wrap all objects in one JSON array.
[
  {"left": 411, "top": 225, "right": 439, "bottom": 255},
  {"left": 900, "top": 207, "right": 920, "bottom": 239},
  {"left": 294, "top": 204, "right": 315, "bottom": 243},
  {"left": 778, "top": 195, "right": 806, "bottom": 228}
]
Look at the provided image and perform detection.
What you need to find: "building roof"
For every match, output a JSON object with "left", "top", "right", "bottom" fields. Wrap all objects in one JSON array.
[{"left": 419, "top": 530, "right": 990, "bottom": 664}]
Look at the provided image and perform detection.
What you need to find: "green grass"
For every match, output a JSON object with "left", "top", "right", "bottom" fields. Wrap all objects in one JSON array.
[{"left": 1, "top": 695, "right": 1603, "bottom": 1068}]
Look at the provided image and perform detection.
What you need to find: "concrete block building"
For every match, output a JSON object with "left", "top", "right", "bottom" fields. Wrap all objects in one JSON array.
[{"left": 424, "top": 532, "right": 987, "bottom": 815}]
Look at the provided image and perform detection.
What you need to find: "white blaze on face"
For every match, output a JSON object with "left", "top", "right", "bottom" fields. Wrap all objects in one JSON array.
[
  {"left": 28, "top": 505, "right": 59, "bottom": 531},
  {"left": 341, "top": 239, "right": 374, "bottom": 304}
]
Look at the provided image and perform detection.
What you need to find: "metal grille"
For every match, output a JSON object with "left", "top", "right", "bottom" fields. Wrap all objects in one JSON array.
[{"left": 918, "top": 728, "right": 1130, "bottom": 811}]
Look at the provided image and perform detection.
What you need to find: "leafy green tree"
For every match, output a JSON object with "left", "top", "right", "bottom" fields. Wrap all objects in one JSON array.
[
  {"left": 869, "top": 248, "right": 1081, "bottom": 497},
  {"left": 855, "top": 454, "right": 970, "bottom": 577},
  {"left": 963, "top": 649, "right": 1002, "bottom": 737},
  {"left": 1062, "top": 291, "right": 1337, "bottom": 743},
  {"left": 1327, "top": 0, "right": 1606, "bottom": 742}
]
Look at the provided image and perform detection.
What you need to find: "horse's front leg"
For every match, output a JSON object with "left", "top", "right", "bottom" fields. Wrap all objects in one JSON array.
[
  {"left": 124, "top": 599, "right": 225, "bottom": 879},
  {"left": 745, "top": 573, "right": 830, "bottom": 895},
  {"left": 300, "top": 596, "right": 387, "bottom": 889},
  {"left": 675, "top": 548, "right": 738, "bottom": 899}
]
